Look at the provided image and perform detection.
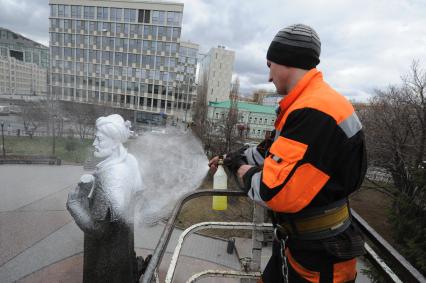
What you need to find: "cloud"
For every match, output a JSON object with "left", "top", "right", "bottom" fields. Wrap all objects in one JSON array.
[
  {"left": 1, "top": 0, "right": 425, "bottom": 101},
  {"left": 180, "top": 0, "right": 426, "bottom": 100},
  {"left": 0, "top": 0, "right": 49, "bottom": 46}
]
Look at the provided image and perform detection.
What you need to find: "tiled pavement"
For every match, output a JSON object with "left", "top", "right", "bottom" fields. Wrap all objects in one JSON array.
[{"left": 0, "top": 165, "right": 244, "bottom": 283}]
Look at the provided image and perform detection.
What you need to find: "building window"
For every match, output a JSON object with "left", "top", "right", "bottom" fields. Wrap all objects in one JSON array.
[
  {"left": 124, "top": 9, "right": 130, "bottom": 22},
  {"left": 138, "top": 9, "right": 151, "bottom": 23},
  {"left": 116, "top": 8, "right": 123, "bottom": 21},
  {"left": 51, "top": 5, "right": 58, "bottom": 17},
  {"left": 123, "top": 9, "right": 136, "bottom": 23},
  {"left": 130, "top": 9, "right": 136, "bottom": 22},
  {"left": 110, "top": 8, "right": 122, "bottom": 21},
  {"left": 83, "top": 6, "right": 95, "bottom": 20},
  {"left": 96, "top": 6, "right": 108, "bottom": 20},
  {"left": 152, "top": 11, "right": 162, "bottom": 24},
  {"left": 58, "top": 5, "right": 64, "bottom": 17},
  {"left": 71, "top": 6, "right": 82, "bottom": 18},
  {"left": 64, "top": 5, "right": 71, "bottom": 17}
]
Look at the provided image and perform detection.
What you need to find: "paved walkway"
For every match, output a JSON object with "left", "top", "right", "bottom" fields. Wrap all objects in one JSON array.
[{"left": 0, "top": 165, "right": 242, "bottom": 283}]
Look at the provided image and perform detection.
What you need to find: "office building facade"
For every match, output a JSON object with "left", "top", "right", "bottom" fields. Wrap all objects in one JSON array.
[
  {"left": 49, "top": 0, "right": 191, "bottom": 118},
  {"left": 0, "top": 28, "right": 48, "bottom": 96},
  {"left": 199, "top": 45, "right": 235, "bottom": 103},
  {"left": 175, "top": 40, "right": 198, "bottom": 122}
]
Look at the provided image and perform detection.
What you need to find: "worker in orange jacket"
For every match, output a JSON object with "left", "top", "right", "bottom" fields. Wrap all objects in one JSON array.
[{"left": 210, "top": 24, "right": 366, "bottom": 282}]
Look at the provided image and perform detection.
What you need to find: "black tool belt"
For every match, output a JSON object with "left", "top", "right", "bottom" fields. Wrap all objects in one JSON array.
[{"left": 273, "top": 198, "right": 351, "bottom": 240}]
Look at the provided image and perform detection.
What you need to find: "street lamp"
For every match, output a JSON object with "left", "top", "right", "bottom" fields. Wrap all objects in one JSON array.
[
  {"left": 176, "top": 82, "right": 181, "bottom": 121},
  {"left": 52, "top": 114, "right": 57, "bottom": 156},
  {"left": 1, "top": 121, "right": 5, "bottom": 158},
  {"left": 184, "top": 77, "right": 193, "bottom": 123}
]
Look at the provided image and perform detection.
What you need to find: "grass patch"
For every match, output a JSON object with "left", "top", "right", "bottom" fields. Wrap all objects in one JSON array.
[{"left": 1, "top": 136, "right": 92, "bottom": 164}]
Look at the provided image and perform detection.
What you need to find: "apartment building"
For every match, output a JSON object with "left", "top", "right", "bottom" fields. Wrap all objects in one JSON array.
[{"left": 199, "top": 45, "right": 235, "bottom": 103}]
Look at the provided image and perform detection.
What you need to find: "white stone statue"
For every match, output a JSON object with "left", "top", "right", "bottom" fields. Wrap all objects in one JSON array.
[{"left": 66, "top": 114, "right": 143, "bottom": 283}]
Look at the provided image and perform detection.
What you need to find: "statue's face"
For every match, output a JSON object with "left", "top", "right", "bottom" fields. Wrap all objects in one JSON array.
[{"left": 93, "top": 131, "right": 117, "bottom": 158}]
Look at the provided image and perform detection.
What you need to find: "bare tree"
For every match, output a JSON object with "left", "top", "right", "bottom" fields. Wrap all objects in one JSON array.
[
  {"left": 62, "top": 102, "right": 100, "bottom": 140},
  {"left": 222, "top": 77, "right": 240, "bottom": 153},
  {"left": 361, "top": 61, "right": 425, "bottom": 198},
  {"left": 192, "top": 76, "right": 243, "bottom": 156},
  {"left": 192, "top": 73, "right": 218, "bottom": 156},
  {"left": 192, "top": 73, "right": 209, "bottom": 140},
  {"left": 401, "top": 60, "right": 426, "bottom": 168},
  {"left": 360, "top": 61, "right": 426, "bottom": 273},
  {"left": 21, "top": 101, "right": 49, "bottom": 138}
]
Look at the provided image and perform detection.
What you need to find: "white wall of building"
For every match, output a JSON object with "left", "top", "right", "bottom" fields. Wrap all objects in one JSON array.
[
  {"left": 200, "top": 46, "right": 235, "bottom": 103},
  {"left": 0, "top": 56, "right": 47, "bottom": 96}
]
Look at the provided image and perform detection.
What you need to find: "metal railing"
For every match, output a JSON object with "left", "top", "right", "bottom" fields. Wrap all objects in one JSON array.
[
  {"left": 165, "top": 221, "right": 273, "bottom": 283},
  {"left": 140, "top": 190, "right": 426, "bottom": 283},
  {"left": 351, "top": 210, "right": 426, "bottom": 282},
  {"left": 140, "top": 190, "right": 246, "bottom": 283},
  {"left": 186, "top": 270, "right": 261, "bottom": 283}
]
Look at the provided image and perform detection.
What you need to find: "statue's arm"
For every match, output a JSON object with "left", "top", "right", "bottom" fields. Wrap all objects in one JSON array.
[
  {"left": 66, "top": 175, "right": 112, "bottom": 238},
  {"left": 66, "top": 194, "right": 111, "bottom": 238}
]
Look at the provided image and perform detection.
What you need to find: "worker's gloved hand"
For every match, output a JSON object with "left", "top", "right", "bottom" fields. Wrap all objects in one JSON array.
[
  {"left": 256, "top": 130, "right": 275, "bottom": 156},
  {"left": 223, "top": 146, "right": 249, "bottom": 175}
]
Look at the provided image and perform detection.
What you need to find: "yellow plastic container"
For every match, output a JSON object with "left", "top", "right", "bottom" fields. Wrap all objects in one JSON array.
[
  {"left": 212, "top": 159, "right": 227, "bottom": 210},
  {"left": 213, "top": 196, "right": 227, "bottom": 210}
]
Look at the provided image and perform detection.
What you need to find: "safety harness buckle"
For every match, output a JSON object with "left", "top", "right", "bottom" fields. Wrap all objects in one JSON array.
[{"left": 273, "top": 224, "right": 290, "bottom": 242}]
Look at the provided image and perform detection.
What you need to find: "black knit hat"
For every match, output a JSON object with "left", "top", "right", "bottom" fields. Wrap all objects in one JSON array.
[{"left": 267, "top": 24, "right": 321, "bottom": 70}]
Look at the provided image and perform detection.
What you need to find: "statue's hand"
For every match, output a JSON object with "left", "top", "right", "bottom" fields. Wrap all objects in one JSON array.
[
  {"left": 78, "top": 174, "right": 95, "bottom": 198},
  {"left": 66, "top": 191, "right": 81, "bottom": 211},
  {"left": 67, "top": 175, "right": 95, "bottom": 213}
]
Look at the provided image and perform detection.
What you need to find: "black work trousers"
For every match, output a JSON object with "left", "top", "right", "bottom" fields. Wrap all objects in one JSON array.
[{"left": 261, "top": 241, "right": 357, "bottom": 283}]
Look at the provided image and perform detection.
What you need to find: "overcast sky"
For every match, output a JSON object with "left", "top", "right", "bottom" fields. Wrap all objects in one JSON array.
[{"left": 1, "top": 0, "right": 425, "bottom": 100}]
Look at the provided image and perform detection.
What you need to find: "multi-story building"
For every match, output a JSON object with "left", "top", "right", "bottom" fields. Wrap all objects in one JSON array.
[
  {"left": 262, "top": 93, "right": 281, "bottom": 107},
  {"left": 199, "top": 45, "right": 235, "bottom": 103},
  {"left": 49, "top": 0, "right": 195, "bottom": 121},
  {"left": 208, "top": 100, "right": 276, "bottom": 140},
  {"left": 175, "top": 40, "right": 198, "bottom": 122},
  {"left": 0, "top": 28, "right": 48, "bottom": 96}
]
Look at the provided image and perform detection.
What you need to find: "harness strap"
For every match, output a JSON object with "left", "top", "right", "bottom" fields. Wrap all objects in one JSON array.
[{"left": 274, "top": 199, "right": 351, "bottom": 240}]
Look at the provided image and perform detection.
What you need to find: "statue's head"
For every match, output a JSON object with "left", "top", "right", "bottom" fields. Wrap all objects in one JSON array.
[{"left": 93, "top": 114, "right": 131, "bottom": 158}]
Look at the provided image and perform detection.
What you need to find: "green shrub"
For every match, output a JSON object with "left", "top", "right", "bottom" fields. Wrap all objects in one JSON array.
[{"left": 65, "top": 137, "right": 78, "bottom": 152}]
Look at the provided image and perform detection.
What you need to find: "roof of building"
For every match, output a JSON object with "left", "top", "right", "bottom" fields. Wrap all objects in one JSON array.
[
  {"left": 49, "top": 0, "right": 184, "bottom": 10},
  {"left": 180, "top": 40, "right": 200, "bottom": 49},
  {"left": 209, "top": 100, "right": 276, "bottom": 114},
  {"left": 0, "top": 27, "right": 48, "bottom": 49}
]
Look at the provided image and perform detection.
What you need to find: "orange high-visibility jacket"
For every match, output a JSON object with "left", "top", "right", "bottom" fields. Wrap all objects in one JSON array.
[{"left": 243, "top": 68, "right": 366, "bottom": 213}]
